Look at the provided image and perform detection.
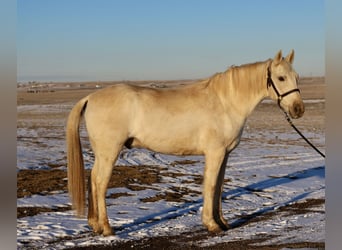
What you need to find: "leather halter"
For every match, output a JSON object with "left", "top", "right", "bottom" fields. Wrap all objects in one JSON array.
[{"left": 267, "top": 67, "right": 300, "bottom": 107}]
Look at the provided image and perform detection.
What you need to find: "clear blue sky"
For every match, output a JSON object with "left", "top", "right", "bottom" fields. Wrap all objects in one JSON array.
[{"left": 17, "top": 0, "right": 324, "bottom": 82}]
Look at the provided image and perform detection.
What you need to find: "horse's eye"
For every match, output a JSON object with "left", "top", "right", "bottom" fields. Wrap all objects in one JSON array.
[{"left": 278, "top": 76, "right": 285, "bottom": 81}]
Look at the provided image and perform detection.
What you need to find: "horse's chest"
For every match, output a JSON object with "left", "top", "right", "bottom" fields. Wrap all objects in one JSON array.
[{"left": 220, "top": 119, "right": 245, "bottom": 150}]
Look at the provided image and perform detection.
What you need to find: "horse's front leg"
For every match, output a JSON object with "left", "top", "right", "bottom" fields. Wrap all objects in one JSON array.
[
  {"left": 213, "top": 153, "right": 229, "bottom": 230},
  {"left": 202, "top": 149, "right": 229, "bottom": 233}
]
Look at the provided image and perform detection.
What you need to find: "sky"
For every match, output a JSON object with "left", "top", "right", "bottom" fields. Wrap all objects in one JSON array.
[{"left": 17, "top": 0, "right": 324, "bottom": 82}]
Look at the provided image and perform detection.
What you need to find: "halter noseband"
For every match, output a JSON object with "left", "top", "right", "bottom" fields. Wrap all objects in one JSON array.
[{"left": 267, "top": 67, "right": 300, "bottom": 107}]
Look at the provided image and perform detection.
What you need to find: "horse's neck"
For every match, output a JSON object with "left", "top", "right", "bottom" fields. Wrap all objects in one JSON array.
[{"left": 210, "top": 60, "right": 269, "bottom": 118}]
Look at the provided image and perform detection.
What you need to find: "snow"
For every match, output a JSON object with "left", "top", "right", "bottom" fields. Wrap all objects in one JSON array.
[{"left": 17, "top": 104, "right": 325, "bottom": 249}]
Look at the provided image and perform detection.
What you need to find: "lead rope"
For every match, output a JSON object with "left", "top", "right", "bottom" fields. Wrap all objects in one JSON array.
[{"left": 282, "top": 110, "right": 325, "bottom": 158}]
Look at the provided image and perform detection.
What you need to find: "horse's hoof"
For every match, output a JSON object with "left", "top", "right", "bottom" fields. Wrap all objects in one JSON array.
[
  {"left": 205, "top": 220, "right": 223, "bottom": 233},
  {"left": 219, "top": 223, "right": 230, "bottom": 231},
  {"left": 91, "top": 224, "right": 102, "bottom": 235},
  {"left": 217, "top": 219, "right": 230, "bottom": 231},
  {"left": 206, "top": 221, "right": 230, "bottom": 233},
  {"left": 208, "top": 225, "right": 223, "bottom": 234},
  {"left": 102, "top": 227, "right": 113, "bottom": 236},
  {"left": 88, "top": 219, "right": 98, "bottom": 231}
]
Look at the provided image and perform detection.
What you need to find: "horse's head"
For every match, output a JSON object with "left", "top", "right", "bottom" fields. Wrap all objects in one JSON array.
[{"left": 267, "top": 50, "right": 305, "bottom": 119}]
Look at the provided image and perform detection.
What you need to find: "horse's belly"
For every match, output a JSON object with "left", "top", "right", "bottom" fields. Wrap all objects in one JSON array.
[{"left": 129, "top": 131, "right": 203, "bottom": 156}]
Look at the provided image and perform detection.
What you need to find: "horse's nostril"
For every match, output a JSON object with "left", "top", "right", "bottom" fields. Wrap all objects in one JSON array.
[
  {"left": 293, "top": 102, "right": 305, "bottom": 117},
  {"left": 295, "top": 105, "right": 300, "bottom": 114}
]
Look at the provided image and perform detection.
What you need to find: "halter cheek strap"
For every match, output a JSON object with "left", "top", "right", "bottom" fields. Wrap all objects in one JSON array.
[{"left": 267, "top": 67, "right": 300, "bottom": 106}]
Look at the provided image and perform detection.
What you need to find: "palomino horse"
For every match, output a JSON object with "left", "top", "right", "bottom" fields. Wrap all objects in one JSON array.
[{"left": 67, "top": 50, "right": 304, "bottom": 236}]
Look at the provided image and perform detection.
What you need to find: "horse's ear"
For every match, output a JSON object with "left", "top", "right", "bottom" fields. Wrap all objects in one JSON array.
[
  {"left": 285, "top": 49, "right": 295, "bottom": 64},
  {"left": 273, "top": 50, "right": 282, "bottom": 65}
]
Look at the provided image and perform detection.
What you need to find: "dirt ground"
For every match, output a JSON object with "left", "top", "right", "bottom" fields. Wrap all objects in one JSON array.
[
  {"left": 17, "top": 167, "right": 325, "bottom": 249},
  {"left": 17, "top": 78, "right": 325, "bottom": 249}
]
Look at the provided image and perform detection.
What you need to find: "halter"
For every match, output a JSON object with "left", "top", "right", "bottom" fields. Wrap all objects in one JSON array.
[
  {"left": 266, "top": 67, "right": 325, "bottom": 158},
  {"left": 267, "top": 67, "right": 300, "bottom": 107}
]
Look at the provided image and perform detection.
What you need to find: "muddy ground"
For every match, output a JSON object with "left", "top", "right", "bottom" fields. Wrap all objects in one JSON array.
[
  {"left": 17, "top": 167, "right": 324, "bottom": 249},
  {"left": 17, "top": 78, "right": 325, "bottom": 249}
]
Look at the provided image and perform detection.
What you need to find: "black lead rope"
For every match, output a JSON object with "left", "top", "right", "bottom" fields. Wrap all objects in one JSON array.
[{"left": 283, "top": 110, "right": 325, "bottom": 158}]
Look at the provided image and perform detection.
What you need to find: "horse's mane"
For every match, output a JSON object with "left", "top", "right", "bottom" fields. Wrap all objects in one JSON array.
[
  {"left": 205, "top": 59, "right": 272, "bottom": 100},
  {"left": 207, "top": 59, "right": 271, "bottom": 83}
]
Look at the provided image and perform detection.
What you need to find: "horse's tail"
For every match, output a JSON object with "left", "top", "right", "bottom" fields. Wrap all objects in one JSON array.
[{"left": 66, "top": 96, "right": 88, "bottom": 216}]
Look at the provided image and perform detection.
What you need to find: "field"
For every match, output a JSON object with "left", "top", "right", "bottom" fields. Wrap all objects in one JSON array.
[{"left": 17, "top": 78, "right": 325, "bottom": 249}]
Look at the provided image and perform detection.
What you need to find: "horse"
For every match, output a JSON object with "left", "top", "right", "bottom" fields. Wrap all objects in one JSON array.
[{"left": 66, "top": 50, "right": 304, "bottom": 236}]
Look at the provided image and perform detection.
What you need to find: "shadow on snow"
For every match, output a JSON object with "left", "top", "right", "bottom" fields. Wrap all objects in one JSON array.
[{"left": 114, "top": 165, "right": 324, "bottom": 237}]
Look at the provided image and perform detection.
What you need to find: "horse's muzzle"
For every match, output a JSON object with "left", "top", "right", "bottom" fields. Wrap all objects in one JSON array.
[{"left": 289, "top": 100, "right": 305, "bottom": 119}]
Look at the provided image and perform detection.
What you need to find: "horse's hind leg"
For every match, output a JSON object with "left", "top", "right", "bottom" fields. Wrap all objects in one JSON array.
[
  {"left": 88, "top": 144, "right": 122, "bottom": 236},
  {"left": 202, "top": 149, "right": 229, "bottom": 232},
  {"left": 88, "top": 159, "right": 99, "bottom": 232}
]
